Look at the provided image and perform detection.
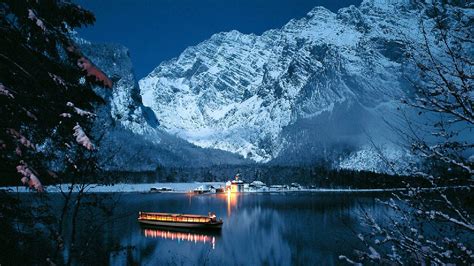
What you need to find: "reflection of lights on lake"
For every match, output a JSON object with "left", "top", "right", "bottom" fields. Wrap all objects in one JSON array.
[
  {"left": 227, "top": 190, "right": 231, "bottom": 216},
  {"left": 219, "top": 190, "right": 238, "bottom": 216},
  {"left": 186, "top": 192, "right": 194, "bottom": 205},
  {"left": 143, "top": 228, "right": 216, "bottom": 249}
]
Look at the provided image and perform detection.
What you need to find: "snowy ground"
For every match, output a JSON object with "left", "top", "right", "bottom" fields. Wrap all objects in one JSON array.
[
  {"left": 0, "top": 182, "right": 428, "bottom": 193},
  {"left": 0, "top": 182, "right": 222, "bottom": 193}
]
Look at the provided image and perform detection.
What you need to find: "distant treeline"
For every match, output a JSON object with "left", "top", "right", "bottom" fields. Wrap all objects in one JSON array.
[
  {"left": 2, "top": 162, "right": 469, "bottom": 189},
  {"left": 99, "top": 163, "right": 470, "bottom": 189}
]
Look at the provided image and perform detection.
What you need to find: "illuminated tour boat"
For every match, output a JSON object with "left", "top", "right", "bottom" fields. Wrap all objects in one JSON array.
[{"left": 138, "top": 211, "right": 223, "bottom": 229}]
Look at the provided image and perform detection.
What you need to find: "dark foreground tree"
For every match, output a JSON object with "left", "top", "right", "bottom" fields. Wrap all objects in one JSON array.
[
  {"left": 0, "top": 0, "right": 115, "bottom": 264},
  {"left": 0, "top": 0, "right": 112, "bottom": 189},
  {"left": 342, "top": 1, "right": 473, "bottom": 264}
]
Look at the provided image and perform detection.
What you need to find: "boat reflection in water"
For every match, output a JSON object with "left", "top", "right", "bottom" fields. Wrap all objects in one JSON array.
[{"left": 141, "top": 226, "right": 218, "bottom": 249}]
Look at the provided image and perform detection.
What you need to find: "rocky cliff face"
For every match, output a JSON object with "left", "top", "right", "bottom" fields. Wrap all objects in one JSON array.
[
  {"left": 78, "top": 40, "right": 250, "bottom": 171},
  {"left": 78, "top": 0, "right": 470, "bottom": 173},
  {"left": 78, "top": 41, "right": 159, "bottom": 135},
  {"left": 138, "top": 0, "right": 422, "bottom": 168}
]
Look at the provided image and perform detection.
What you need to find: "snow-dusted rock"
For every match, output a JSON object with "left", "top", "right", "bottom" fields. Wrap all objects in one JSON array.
[
  {"left": 78, "top": 42, "right": 159, "bottom": 136},
  {"left": 73, "top": 0, "right": 470, "bottom": 173},
  {"left": 78, "top": 42, "right": 250, "bottom": 171},
  {"left": 138, "top": 1, "right": 421, "bottom": 165}
]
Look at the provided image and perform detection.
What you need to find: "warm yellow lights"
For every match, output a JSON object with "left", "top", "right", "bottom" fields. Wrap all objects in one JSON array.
[
  {"left": 227, "top": 189, "right": 231, "bottom": 216},
  {"left": 143, "top": 228, "right": 216, "bottom": 249},
  {"left": 138, "top": 213, "right": 211, "bottom": 224},
  {"left": 220, "top": 189, "right": 238, "bottom": 216}
]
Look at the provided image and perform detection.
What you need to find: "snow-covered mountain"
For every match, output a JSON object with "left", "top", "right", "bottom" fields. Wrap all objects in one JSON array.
[
  {"left": 77, "top": 40, "right": 250, "bottom": 171},
  {"left": 138, "top": 0, "right": 422, "bottom": 167},
  {"left": 77, "top": 40, "right": 159, "bottom": 135}
]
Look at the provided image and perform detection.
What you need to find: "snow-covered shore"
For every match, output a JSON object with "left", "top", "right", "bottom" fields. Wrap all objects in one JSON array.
[
  {"left": 1, "top": 182, "right": 459, "bottom": 193},
  {"left": 0, "top": 182, "right": 223, "bottom": 193}
]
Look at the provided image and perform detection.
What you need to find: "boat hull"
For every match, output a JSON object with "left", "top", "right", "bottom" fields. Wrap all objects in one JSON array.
[{"left": 138, "top": 219, "right": 223, "bottom": 229}]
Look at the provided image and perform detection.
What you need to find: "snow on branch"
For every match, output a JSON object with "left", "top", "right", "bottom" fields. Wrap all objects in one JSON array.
[
  {"left": 73, "top": 123, "right": 94, "bottom": 150},
  {"left": 0, "top": 82, "right": 14, "bottom": 99},
  {"left": 431, "top": 210, "right": 474, "bottom": 232},
  {"left": 48, "top": 73, "right": 66, "bottom": 87},
  {"left": 6, "top": 128, "right": 36, "bottom": 150},
  {"left": 431, "top": 149, "right": 473, "bottom": 174},
  {"left": 60, "top": 113, "right": 72, "bottom": 118},
  {"left": 22, "top": 107, "right": 38, "bottom": 121},
  {"left": 338, "top": 255, "right": 362, "bottom": 265},
  {"left": 27, "top": 9, "right": 46, "bottom": 31},
  {"left": 66, "top": 102, "right": 95, "bottom": 118},
  {"left": 17, "top": 163, "right": 43, "bottom": 192},
  {"left": 368, "top": 246, "right": 381, "bottom": 260}
]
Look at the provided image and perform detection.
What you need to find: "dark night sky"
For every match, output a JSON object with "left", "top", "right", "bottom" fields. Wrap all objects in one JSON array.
[{"left": 75, "top": 0, "right": 362, "bottom": 78}]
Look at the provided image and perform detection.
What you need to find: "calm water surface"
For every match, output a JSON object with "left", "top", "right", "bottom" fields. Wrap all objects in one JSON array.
[{"left": 100, "top": 192, "right": 387, "bottom": 265}]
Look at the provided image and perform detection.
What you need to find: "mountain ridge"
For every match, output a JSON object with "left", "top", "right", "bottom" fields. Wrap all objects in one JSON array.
[
  {"left": 138, "top": 0, "right": 418, "bottom": 167},
  {"left": 77, "top": 40, "right": 251, "bottom": 171}
]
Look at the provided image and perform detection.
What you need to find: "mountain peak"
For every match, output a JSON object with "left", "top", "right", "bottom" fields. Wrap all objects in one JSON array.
[
  {"left": 138, "top": 2, "right": 418, "bottom": 164},
  {"left": 361, "top": 0, "right": 413, "bottom": 9},
  {"left": 305, "top": 6, "right": 333, "bottom": 18}
]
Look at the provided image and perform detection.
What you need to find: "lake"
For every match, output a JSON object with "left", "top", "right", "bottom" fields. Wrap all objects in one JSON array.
[
  {"left": 92, "top": 192, "right": 387, "bottom": 265},
  {"left": 4, "top": 191, "right": 393, "bottom": 265}
]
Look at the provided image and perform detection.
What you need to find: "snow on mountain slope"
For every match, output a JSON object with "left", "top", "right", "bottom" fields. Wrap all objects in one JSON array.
[
  {"left": 339, "top": 143, "right": 414, "bottom": 174},
  {"left": 138, "top": 0, "right": 420, "bottom": 164},
  {"left": 77, "top": 41, "right": 250, "bottom": 171},
  {"left": 77, "top": 40, "right": 159, "bottom": 136}
]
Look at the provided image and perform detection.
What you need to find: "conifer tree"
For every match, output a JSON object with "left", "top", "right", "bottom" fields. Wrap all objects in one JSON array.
[{"left": 0, "top": 0, "right": 112, "bottom": 190}]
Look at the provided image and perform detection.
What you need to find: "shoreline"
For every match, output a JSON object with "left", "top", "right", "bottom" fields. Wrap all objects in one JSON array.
[{"left": 0, "top": 182, "right": 469, "bottom": 194}]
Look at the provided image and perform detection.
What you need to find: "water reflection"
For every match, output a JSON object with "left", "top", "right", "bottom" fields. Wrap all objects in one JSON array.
[
  {"left": 221, "top": 190, "right": 238, "bottom": 216},
  {"left": 142, "top": 227, "right": 217, "bottom": 249},
  {"left": 219, "top": 207, "right": 292, "bottom": 265},
  {"left": 102, "top": 193, "right": 385, "bottom": 265},
  {"left": 5, "top": 191, "right": 397, "bottom": 265}
]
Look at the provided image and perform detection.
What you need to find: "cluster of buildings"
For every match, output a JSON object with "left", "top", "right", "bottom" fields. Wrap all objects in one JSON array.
[
  {"left": 221, "top": 174, "right": 269, "bottom": 193},
  {"left": 192, "top": 174, "right": 303, "bottom": 194},
  {"left": 193, "top": 174, "right": 266, "bottom": 194}
]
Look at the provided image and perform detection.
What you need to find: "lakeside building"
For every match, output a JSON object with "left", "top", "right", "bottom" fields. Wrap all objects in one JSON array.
[
  {"left": 226, "top": 174, "right": 244, "bottom": 192},
  {"left": 250, "top": 180, "right": 266, "bottom": 189}
]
